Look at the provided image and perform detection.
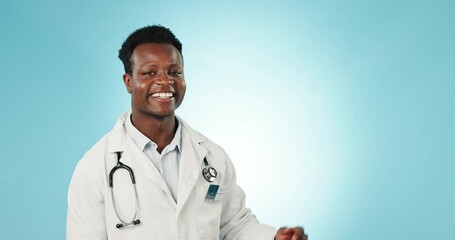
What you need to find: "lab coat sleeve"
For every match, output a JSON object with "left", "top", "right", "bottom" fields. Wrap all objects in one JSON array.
[
  {"left": 67, "top": 153, "right": 107, "bottom": 240},
  {"left": 219, "top": 152, "right": 277, "bottom": 240}
]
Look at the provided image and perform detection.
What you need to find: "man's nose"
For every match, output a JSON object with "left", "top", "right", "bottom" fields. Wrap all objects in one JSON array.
[{"left": 155, "top": 72, "right": 174, "bottom": 85}]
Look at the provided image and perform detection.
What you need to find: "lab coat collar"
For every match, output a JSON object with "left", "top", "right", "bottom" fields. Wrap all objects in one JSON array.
[
  {"left": 107, "top": 112, "right": 208, "bottom": 153},
  {"left": 107, "top": 112, "right": 129, "bottom": 154}
]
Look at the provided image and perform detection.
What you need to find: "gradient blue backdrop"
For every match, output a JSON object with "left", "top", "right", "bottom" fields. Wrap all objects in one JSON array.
[{"left": 0, "top": 0, "right": 454, "bottom": 239}]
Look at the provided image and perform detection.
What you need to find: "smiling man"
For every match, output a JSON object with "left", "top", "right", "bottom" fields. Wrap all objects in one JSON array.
[{"left": 67, "top": 25, "right": 307, "bottom": 240}]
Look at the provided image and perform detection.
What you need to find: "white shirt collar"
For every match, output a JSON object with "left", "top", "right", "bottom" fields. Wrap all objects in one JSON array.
[{"left": 124, "top": 113, "right": 182, "bottom": 153}]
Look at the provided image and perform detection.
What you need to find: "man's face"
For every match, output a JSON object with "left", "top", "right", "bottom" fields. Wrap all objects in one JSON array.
[{"left": 123, "top": 43, "right": 186, "bottom": 119}]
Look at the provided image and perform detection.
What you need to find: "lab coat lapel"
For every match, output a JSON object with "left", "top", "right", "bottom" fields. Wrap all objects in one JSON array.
[{"left": 176, "top": 127, "right": 207, "bottom": 215}]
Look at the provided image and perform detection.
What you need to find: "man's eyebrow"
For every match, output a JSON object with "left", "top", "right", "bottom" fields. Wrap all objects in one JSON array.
[
  {"left": 168, "top": 63, "right": 183, "bottom": 67},
  {"left": 141, "top": 63, "right": 158, "bottom": 67},
  {"left": 140, "top": 63, "right": 182, "bottom": 68}
]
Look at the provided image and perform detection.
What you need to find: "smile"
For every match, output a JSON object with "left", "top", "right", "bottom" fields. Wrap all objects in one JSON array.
[{"left": 151, "top": 92, "right": 174, "bottom": 99}]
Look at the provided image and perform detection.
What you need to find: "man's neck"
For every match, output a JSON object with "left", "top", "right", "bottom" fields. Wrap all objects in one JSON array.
[{"left": 130, "top": 113, "right": 177, "bottom": 153}]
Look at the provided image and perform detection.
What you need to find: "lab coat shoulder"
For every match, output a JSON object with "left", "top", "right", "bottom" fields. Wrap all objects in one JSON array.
[
  {"left": 73, "top": 128, "right": 119, "bottom": 189},
  {"left": 75, "top": 136, "right": 110, "bottom": 186},
  {"left": 67, "top": 117, "right": 125, "bottom": 240},
  {"left": 72, "top": 112, "right": 128, "bottom": 191}
]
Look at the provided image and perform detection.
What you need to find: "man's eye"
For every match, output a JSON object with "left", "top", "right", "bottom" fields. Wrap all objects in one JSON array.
[
  {"left": 143, "top": 71, "right": 156, "bottom": 76},
  {"left": 169, "top": 71, "right": 182, "bottom": 76}
]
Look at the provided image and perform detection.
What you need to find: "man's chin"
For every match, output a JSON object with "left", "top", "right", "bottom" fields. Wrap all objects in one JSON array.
[
  {"left": 146, "top": 111, "right": 175, "bottom": 120},
  {"left": 133, "top": 107, "right": 177, "bottom": 120}
]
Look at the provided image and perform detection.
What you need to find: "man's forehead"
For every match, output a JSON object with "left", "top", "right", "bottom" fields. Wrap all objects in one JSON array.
[
  {"left": 131, "top": 43, "right": 181, "bottom": 62},
  {"left": 133, "top": 43, "right": 180, "bottom": 56}
]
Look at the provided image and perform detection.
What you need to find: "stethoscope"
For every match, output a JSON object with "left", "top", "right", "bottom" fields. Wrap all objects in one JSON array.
[
  {"left": 109, "top": 152, "right": 140, "bottom": 228},
  {"left": 109, "top": 152, "right": 217, "bottom": 229}
]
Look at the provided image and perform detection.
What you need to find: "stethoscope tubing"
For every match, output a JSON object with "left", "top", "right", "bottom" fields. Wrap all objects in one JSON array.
[
  {"left": 109, "top": 152, "right": 141, "bottom": 228},
  {"left": 110, "top": 184, "right": 140, "bottom": 227}
]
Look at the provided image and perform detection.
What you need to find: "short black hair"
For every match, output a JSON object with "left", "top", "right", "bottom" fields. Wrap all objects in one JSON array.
[{"left": 118, "top": 25, "right": 183, "bottom": 74}]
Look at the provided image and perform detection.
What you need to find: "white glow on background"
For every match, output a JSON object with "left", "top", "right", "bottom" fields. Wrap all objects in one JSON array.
[
  {"left": 178, "top": 21, "right": 352, "bottom": 236},
  {"left": 0, "top": 1, "right": 454, "bottom": 239}
]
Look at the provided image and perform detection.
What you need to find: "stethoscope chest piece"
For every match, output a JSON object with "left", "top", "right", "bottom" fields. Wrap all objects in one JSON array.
[
  {"left": 202, "top": 157, "right": 217, "bottom": 182},
  {"left": 202, "top": 166, "right": 217, "bottom": 182}
]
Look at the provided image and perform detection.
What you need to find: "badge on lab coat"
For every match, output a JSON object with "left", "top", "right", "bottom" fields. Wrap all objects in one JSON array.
[{"left": 205, "top": 184, "right": 224, "bottom": 203}]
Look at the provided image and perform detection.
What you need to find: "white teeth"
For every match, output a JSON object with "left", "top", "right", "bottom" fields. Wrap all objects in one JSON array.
[{"left": 152, "top": 92, "right": 173, "bottom": 98}]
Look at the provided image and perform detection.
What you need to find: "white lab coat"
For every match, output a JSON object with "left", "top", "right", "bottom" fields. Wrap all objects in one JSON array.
[{"left": 67, "top": 112, "right": 276, "bottom": 240}]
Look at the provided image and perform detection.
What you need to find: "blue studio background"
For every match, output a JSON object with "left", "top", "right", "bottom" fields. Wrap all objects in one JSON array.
[{"left": 0, "top": 0, "right": 454, "bottom": 239}]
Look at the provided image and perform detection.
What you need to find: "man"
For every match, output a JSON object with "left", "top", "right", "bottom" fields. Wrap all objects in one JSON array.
[{"left": 67, "top": 25, "right": 307, "bottom": 240}]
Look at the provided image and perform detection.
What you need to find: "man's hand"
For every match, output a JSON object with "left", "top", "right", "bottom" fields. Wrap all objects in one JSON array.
[{"left": 275, "top": 227, "right": 308, "bottom": 240}]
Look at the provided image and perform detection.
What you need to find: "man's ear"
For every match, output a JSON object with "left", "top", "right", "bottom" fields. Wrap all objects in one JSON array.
[{"left": 123, "top": 73, "right": 132, "bottom": 93}]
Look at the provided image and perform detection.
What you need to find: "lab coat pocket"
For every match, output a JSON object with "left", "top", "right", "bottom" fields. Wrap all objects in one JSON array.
[{"left": 197, "top": 185, "right": 224, "bottom": 239}]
